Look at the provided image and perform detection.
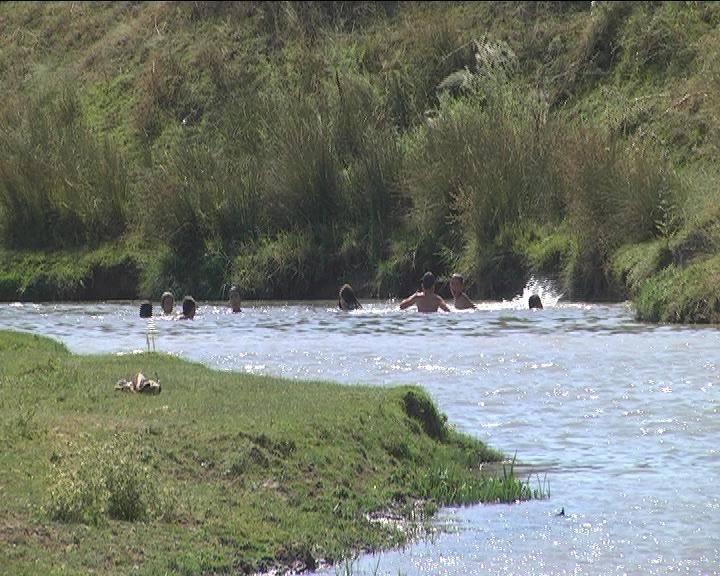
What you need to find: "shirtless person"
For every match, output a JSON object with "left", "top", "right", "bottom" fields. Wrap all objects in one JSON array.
[
  {"left": 449, "top": 273, "right": 475, "bottom": 310},
  {"left": 399, "top": 271, "right": 450, "bottom": 313}
]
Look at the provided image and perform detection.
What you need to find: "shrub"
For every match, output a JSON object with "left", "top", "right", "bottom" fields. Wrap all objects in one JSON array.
[
  {"left": 612, "top": 239, "right": 671, "bottom": 296},
  {"left": 635, "top": 255, "right": 720, "bottom": 323},
  {"left": 143, "top": 141, "right": 263, "bottom": 254},
  {"left": 233, "top": 230, "right": 320, "bottom": 299},
  {"left": 263, "top": 95, "right": 343, "bottom": 234},
  {"left": 0, "top": 84, "right": 128, "bottom": 249},
  {"left": 617, "top": 3, "right": 696, "bottom": 79},
  {"left": 46, "top": 437, "right": 173, "bottom": 525},
  {"left": 402, "top": 71, "right": 561, "bottom": 297},
  {"left": 557, "top": 127, "right": 682, "bottom": 299}
]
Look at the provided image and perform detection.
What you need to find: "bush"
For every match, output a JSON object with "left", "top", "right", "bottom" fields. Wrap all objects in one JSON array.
[
  {"left": 612, "top": 239, "right": 671, "bottom": 296},
  {"left": 232, "top": 230, "right": 321, "bottom": 299},
  {"left": 635, "top": 255, "right": 720, "bottom": 323},
  {"left": 557, "top": 128, "right": 682, "bottom": 299},
  {"left": 617, "top": 3, "right": 696, "bottom": 79},
  {"left": 142, "top": 141, "right": 263, "bottom": 254},
  {"left": 263, "top": 95, "right": 343, "bottom": 235},
  {"left": 401, "top": 69, "right": 561, "bottom": 297},
  {"left": 0, "top": 84, "right": 128, "bottom": 249},
  {"left": 46, "top": 438, "right": 174, "bottom": 525}
]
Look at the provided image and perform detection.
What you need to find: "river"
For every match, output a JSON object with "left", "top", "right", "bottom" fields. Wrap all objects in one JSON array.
[{"left": 2, "top": 285, "right": 718, "bottom": 575}]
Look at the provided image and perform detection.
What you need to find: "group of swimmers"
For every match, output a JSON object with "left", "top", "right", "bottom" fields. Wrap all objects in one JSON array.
[
  {"left": 143, "top": 273, "right": 541, "bottom": 318},
  {"left": 338, "top": 272, "right": 465, "bottom": 312},
  {"left": 340, "top": 271, "right": 543, "bottom": 313},
  {"left": 143, "top": 286, "right": 242, "bottom": 319}
]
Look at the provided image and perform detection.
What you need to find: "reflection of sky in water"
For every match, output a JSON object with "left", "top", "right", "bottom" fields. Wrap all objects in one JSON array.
[{"left": 2, "top": 293, "right": 719, "bottom": 575}]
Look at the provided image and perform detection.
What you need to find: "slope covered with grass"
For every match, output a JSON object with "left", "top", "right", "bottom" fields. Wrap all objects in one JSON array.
[{"left": 1, "top": 1, "right": 719, "bottom": 321}]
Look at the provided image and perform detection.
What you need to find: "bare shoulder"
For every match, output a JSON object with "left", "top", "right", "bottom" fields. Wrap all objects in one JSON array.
[
  {"left": 460, "top": 293, "right": 476, "bottom": 308},
  {"left": 399, "top": 291, "right": 420, "bottom": 309}
]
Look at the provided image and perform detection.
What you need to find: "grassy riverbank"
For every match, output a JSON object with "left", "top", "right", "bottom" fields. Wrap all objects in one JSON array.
[
  {"left": 1, "top": 2, "right": 719, "bottom": 321},
  {"left": 0, "top": 331, "right": 538, "bottom": 575}
]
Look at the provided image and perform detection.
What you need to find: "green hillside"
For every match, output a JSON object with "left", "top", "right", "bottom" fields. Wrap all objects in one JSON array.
[{"left": 1, "top": 1, "right": 719, "bottom": 321}]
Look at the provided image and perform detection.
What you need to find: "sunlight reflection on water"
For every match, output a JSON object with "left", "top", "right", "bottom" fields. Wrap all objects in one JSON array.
[{"left": 2, "top": 281, "right": 719, "bottom": 575}]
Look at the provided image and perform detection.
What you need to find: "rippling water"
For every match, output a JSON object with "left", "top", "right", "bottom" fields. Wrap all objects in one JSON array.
[{"left": 2, "top": 291, "right": 719, "bottom": 575}]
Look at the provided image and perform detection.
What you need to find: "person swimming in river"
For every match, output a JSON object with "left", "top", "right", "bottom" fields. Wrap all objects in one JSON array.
[
  {"left": 529, "top": 294, "right": 543, "bottom": 309},
  {"left": 449, "top": 273, "right": 475, "bottom": 310},
  {"left": 399, "top": 271, "right": 450, "bottom": 313},
  {"left": 338, "top": 284, "right": 362, "bottom": 311},
  {"left": 179, "top": 295, "right": 197, "bottom": 320},
  {"left": 228, "top": 285, "right": 242, "bottom": 313},
  {"left": 160, "top": 291, "right": 174, "bottom": 315}
]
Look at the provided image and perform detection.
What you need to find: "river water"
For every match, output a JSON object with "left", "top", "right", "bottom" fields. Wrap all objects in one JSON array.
[{"left": 1, "top": 285, "right": 718, "bottom": 575}]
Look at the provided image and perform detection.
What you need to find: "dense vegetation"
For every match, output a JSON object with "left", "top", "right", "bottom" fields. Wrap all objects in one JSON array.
[
  {"left": 0, "top": 330, "right": 540, "bottom": 574},
  {"left": 1, "top": 1, "right": 719, "bottom": 321}
]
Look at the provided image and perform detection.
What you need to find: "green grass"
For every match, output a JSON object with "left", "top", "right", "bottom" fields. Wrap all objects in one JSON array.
[
  {"left": 2, "top": 2, "right": 720, "bottom": 320},
  {"left": 634, "top": 254, "right": 720, "bottom": 323},
  {"left": 0, "top": 330, "right": 541, "bottom": 575},
  {"left": 0, "top": 245, "right": 142, "bottom": 301}
]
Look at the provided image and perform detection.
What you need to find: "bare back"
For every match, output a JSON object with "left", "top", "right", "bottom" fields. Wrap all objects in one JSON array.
[{"left": 399, "top": 290, "right": 450, "bottom": 313}]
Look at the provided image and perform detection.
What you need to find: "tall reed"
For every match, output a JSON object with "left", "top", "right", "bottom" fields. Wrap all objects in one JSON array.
[{"left": 0, "top": 84, "right": 128, "bottom": 249}]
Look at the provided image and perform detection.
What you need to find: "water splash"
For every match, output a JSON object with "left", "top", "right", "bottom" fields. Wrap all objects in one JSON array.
[
  {"left": 473, "top": 277, "right": 564, "bottom": 311},
  {"left": 510, "top": 276, "right": 564, "bottom": 308}
]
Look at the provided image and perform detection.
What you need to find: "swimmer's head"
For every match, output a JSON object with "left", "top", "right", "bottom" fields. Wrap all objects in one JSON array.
[
  {"left": 182, "top": 295, "right": 197, "bottom": 319},
  {"left": 528, "top": 294, "right": 543, "bottom": 309},
  {"left": 161, "top": 291, "right": 174, "bottom": 315},
  {"left": 449, "top": 273, "right": 464, "bottom": 297},
  {"left": 339, "top": 284, "right": 360, "bottom": 311},
  {"left": 421, "top": 271, "right": 436, "bottom": 291}
]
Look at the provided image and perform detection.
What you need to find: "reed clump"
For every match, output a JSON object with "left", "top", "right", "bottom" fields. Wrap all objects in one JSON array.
[{"left": 0, "top": 84, "right": 128, "bottom": 250}]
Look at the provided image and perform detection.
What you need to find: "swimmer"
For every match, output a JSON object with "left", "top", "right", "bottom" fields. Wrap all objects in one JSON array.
[
  {"left": 179, "top": 295, "right": 197, "bottom": 320},
  {"left": 399, "top": 271, "right": 450, "bottom": 313},
  {"left": 449, "top": 273, "right": 475, "bottom": 310},
  {"left": 229, "top": 285, "right": 242, "bottom": 313},
  {"left": 160, "top": 291, "right": 174, "bottom": 315},
  {"left": 529, "top": 294, "right": 543, "bottom": 309},
  {"left": 338, "top": 284, "right": 361, "bottom": 311}
]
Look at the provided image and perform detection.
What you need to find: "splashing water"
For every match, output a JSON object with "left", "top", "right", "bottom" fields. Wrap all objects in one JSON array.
[
  {"left": 511, "top": 276, "right": 564, "bottom": 308},
  {"left": 475, "top": 276, "right": 564, "bottom": 311}
]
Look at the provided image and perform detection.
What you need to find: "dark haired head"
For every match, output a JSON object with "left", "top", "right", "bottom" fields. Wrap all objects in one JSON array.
[
  {"left": 139, "top": 300, "right": 153, "bottom": 318},
  {"left": 182, "top": 295, "right": 197, "bottom": 318},
  {"left": 339, "top": 284, "right": 361, "bottom": 310},
  {"left": 421, "top": 271, "right": 435, "bottom": 290},
  {"left": 528, "top": 294, "right": 543, "bottom": 309}
]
